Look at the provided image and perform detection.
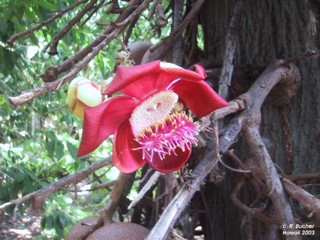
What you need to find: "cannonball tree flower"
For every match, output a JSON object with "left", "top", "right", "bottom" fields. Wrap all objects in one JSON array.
[
  {"left": 67, "top": 77, "right": 103, "bottom": 120},
  {"left": 77, "top": 61, "right": 228, "bottom": 173}
]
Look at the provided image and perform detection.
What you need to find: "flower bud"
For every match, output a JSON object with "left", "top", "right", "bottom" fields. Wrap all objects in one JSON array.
[{"left": 67, "top": 77, "right": 103, "bottom": 120}]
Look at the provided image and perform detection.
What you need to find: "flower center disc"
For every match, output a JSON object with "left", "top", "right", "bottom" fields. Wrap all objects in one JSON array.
[
  {"left": 134, "top": 112, "right": 199, "bottom": 161},
  {"left": 130, "top": 90, "right": 179, "bottom": 137}
]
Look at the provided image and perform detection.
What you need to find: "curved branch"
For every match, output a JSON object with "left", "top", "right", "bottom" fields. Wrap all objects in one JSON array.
[
  {"left": 231, "top": 178, "right": 280, "bottom": 225},
  {"left": 241, "top": 63, "right": 301, "bottom": 238},
  {"left": 146, "top": 61, "right": 301, "bottom": 240}
]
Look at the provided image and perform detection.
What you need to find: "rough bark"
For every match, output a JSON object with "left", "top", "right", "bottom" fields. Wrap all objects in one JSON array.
[{"left": 199, "top": 0, "right": 320, "bottom": 239}]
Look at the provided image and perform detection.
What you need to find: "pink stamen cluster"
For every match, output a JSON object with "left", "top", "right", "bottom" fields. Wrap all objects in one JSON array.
[{"left": 134, "top": 112, "right": 199, "bottom": 161}]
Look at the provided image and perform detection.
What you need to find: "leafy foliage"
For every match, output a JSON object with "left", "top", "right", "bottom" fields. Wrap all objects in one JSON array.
[{"left": 0, "top": 0, "right": 173, "bottom": 238}]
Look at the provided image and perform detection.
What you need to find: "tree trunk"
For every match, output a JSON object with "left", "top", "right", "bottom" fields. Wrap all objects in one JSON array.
[{"left": 199, "top": 0, "right": 320, "bottom": 239}]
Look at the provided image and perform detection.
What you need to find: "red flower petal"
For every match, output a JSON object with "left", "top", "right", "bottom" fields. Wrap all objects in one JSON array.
[
  {"left": 104, "top": 61, "right": 161, "bottom": 98},
  {"left": 171, "top": 80, "right": 228, "bottom": 117},
  {"left": 145, "top": 148, "right": 191, "bottom": 173},
  {"left": 160, "top": 62, "right": 205, "bottom": 81},
  {"left": 104, "top": 62, "right": 207, "bottom": 100},
  {"left": 77, "top": 96, "right": 139, "bottom": 157},
  {"left": 113, "top": 121, "right": 145, "bottom": 173},
  {"left": 194, "top": 64, "right": 206, "bottom": 78}
]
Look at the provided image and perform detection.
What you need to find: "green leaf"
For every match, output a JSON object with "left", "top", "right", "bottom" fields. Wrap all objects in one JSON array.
[
  {"left": 55, "top": 141, "right": 64, "bottom": 161},
  {"left": 37, "top": 1, "right": 57, "bottom": 11},
  {"left": 14, "top": 172, "right": 25, "bottom": 182},
  {"left": 46, "top": 215, "right": 54, "bottom": 230},
  {"left": 66, "top": 141, "right": 79, "bottom": 160},
  {"left": 46, "top": 131, "right": 57, "bottom": 159},
  {"left": 58, "top": 214, "right": 67, "bottom": 226},
  {"left": 40, "top": 216, "right": 47, "bottom": 229}
]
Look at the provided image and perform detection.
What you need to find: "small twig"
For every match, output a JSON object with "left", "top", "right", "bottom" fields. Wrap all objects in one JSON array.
[
  {"left": 213, "top": 98, "right": 247, "bottom": 120},
  {"left": 284, "top": 172, "right": 320, "bottom": 182},
  {"left": 90, "top": 180, "right": 116, "bottom": 191},
  {"left": 301, "top": 183, "right": 320, "bottom": 188},
  {"left": 149, "top": 0, "right": 205, "bottom": 53},
  {"left": 123, "top": 17, "right": 139, "bottom": 45},
  {"left": 128, "top": 171, "right": 162, "bottom": 210},
  {"left": 218, "top": 0, "right": 243, "bottom": 100},
  {"left": 80, "top": 0, "right": 106, "bottom": 28},
  {"left": 281, "top": 50, "right": 319, "bottom": 65},
  {"left": 147, "top": 0, "right": 162, "bottom": 20},
  {"left": 306, "top": 0, "right": 318, "bottom": 36},
  {"left": 56, "top": 0, "right": 140, "bottom": 73},
  {"left": 226, "top": 149, "right": 247, "bottom": 169},
  {"left": 218, "top": 158, "right": 251, "bottom": 174},
  {"left": 7, "top": 0, "right": 89, "bottom": 46},
  {"left": 46, "top": 0, "right": 98, "bottom": 55},
  {"left": 171, "top": 229, "right": 187, "bottom": 240}
]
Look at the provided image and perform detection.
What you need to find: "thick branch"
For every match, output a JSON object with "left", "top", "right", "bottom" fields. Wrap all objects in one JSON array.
[
  {"left": 146, "top": 114, "right": 222, "bottom": 239},
  {"left": 147, "top": 61, "right": 301, "bottom": 239},
  {"left": 285, "top": 172, "right": 320, "bottom": 181},
  {"left": 243, "top": 127, "right": 296, "bottom": 225},
  {"left": 218, "top": 0, "right": 243, "bottom": 100},
  {"left": 241, "top": 62, "right": 301, "bottom": 239},
  {"left": 0, "top": 157, "right": 111, "bottom": 211}
]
